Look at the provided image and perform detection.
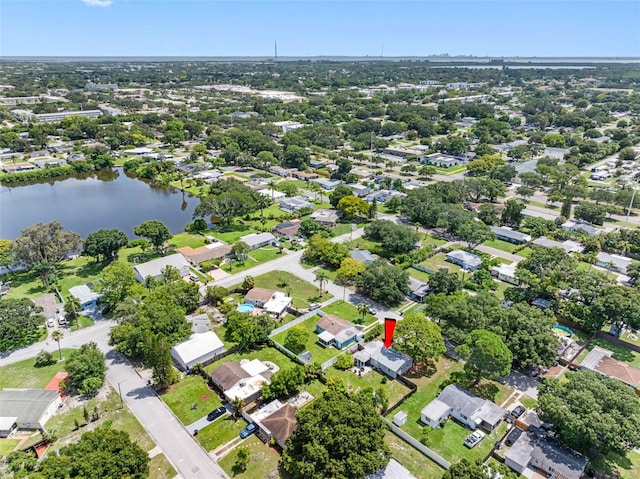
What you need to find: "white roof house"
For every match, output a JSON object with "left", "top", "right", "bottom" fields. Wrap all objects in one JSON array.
[
  {"left": 596, "top": 252, "right": 631, "bottom": 274},
  {"left": 446, "top": 250, "right": 482, "bottom": 271},
  {"left": 239, "top": 232, "right": 276, "bottom": 250},
  {"left": 210, "top": 358, "right": 278, "bottom": 403},
  {"left": 133, "top": 254, "right": 190, "bottom": 283},
  {"left": 170, "top": 331, "right": 225, "bottom": 371},
  {"left": 68, "top": 284, "right": 101, "bottom": 310},
  {"left": 264, "top": 292, "right": 292, "bottom": 318}
]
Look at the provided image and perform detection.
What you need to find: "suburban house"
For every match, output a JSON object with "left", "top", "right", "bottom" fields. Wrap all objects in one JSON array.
[
  {"left": 365, "top": 189, "right": 407, "bottom": 204},
  {"left": 0, "top": 389, "right": 63, "bottom": 431},
  {"left": 316, "top": 314, "right": 364, "bottom": 349},
  {"left": 251, "top": 401, "right": 297, "bottom": 449},
  {"left": 133, "top": 253, "right": 191, "bottom": 283},
  {"left": 521, "top": 208, "right": 557, "bottom": 222},
  {"left": 407, "top": 277, "right": 431, "bottom": 302},
  {"left": 170, "top": 331, "right": 226, "bottom": 371},
  {"left": 349, "top": 249, "right": 375, "bottom": 265},
  {"left": 446, "top": 250, "right": 482, "bottom": 271},
  {"left": 178, "top": 243, "right": 232, "bottom": 265},
  {"left": 279, "top": 196, "right": 313, "bottom": 213},
  {"left": 531, "top": 237, "right": 585, "bottom": 254},
  {"left": 347, "top": 183, "right": 373, "bottom": 198},
  {"left": 68, "top": 283, "right": 101, "bottom": 311},
  {"left": 365, "top": 459, "right": 417, "bottom": 479},
  {"left": 420, "top": 384, "right": 506, "bottom": 431},
  {"left": 579, "top": 346, "right": 640, "bottom": 388},
  {"left": 210, "top": 359, "right": 276, "bottom": 404},
  {"left": 244, "top": 288, "right": 292, "bottom": 319},
  {"left": 273, "top": 220, "right": 301, "bottom": 240},
  {"left": 311, "top": 209, "right": 340, "bottom": 227},
  {"left": 239, "top": 232, "right": 276, "bottom": 251},
  {"left": 504, "top": 426, "right": 588, "bottom": 479},
  {"left": 354, "top": 341, "right": 413, "bottom": 379},
  {"left": 0, "top": 417, "right": 17, "bottom": 438},
  {"left": 595, "top": 252, "right": 631, "bottom": 274},
  {"left": 489, "top": 226, "right": 531, "bottom": 244},
  {"left": 257, "top": 188, "right": 286, "bottom": 201},
  {"left": 422, "top": 153, "right": 468, "bottom": 168},
  {"left": 491, "top": 263, "right": 519, "bottom": 285},
  {"left": 561, "top": 219, "right": 602, "bottom": 236},
  {"left": 311, "top": 178, "right": 341, "bottom": 191},
  {"left": 383, "top": 146, "right": 424, "bottom": 160}
]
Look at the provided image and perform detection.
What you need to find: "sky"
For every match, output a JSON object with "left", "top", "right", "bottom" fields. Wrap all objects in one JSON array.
[{"left": 1, "top": 1, "right": 639, "bottom": 57}]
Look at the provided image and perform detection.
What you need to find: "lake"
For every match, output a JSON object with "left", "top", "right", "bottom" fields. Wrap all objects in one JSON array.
[{"left": 0, "top": 168, "right": 199, "bottom": 239}]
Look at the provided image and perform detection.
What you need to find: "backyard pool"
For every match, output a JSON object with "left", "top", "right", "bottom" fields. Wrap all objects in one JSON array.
[
  {"left": 553, "top": 325, "right": 573, "bottom": 337},
  {"left": 237, "top": 303, "right": 255, "bottom": 313}
]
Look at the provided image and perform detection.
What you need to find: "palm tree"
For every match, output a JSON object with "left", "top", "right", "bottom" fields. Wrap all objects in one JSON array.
[
  {"left": 64, "top": 296, "right": 82, "bottom": 330},
  {"left": 308, "top": 182, "right": 322, "bottom": 202},
  {"left": 230, "top": 397, "right": 245, "bottom": 418},
  {"left": 357, "top": 303, "right": 370, "bottom": 323},
  {"left": 619, "top": 240, "right": 632, "bottom": 257},
  {"left": 315, "top": 271, "right": 328, "bottom": 297},
  {"left": 255, "top": 194, "right": 271, "bottom": 219},
  {"left": 52, "top": 330, "right": 64, "bottom": 361},
  {"left": 268, "top": 180, "right": 279, "bottom": 200}
]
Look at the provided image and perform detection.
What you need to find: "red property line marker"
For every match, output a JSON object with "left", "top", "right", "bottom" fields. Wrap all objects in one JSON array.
[{"left": 383, "top": 318, "right": 396, "bottom": 349}]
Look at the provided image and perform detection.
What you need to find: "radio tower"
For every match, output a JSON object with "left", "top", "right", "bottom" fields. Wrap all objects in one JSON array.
[{"left": 274, "top": 40, "right": 278, "bottom": 63}]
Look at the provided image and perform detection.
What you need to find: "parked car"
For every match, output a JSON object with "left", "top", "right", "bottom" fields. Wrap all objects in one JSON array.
[
  {"left": 47, "top": 318, "right": 55, "bottom": 328},
  {"left": 511, "top": 405, "right": 526, "bottom": 418},
  {"left": 369, "top": 308, "right": 377, "bottom": 315},
  {"left": 207, "top": 406, "right": 227, "bottom": 421},
  {"left": 58, "top": 316, "right": 67, "bottom": 326},
  {"left": 464, "top": 430, "right": 485, "bottom": 448},
  {"left": 308, "top": 303, "right": 321, "bottom": 311},
  {"left": 240, "top": 423, "right": 257, "bottom": 439}
]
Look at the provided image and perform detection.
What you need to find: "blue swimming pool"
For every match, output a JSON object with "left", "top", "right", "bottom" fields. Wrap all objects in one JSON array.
[{"left": 237, "top": 303, "right": 255, "bottom": 313}]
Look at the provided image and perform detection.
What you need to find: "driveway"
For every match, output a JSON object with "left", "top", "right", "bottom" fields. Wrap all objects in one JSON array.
[
  {"left": 500, "top": 370, "right": 540, "bottom": 399},
  {"left": 186, "top": 405, "right": 231, "bottom": 435}
]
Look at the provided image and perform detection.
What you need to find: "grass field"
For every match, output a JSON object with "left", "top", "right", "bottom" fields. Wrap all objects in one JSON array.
[
  {"left": 222, "top": 247, "right": 283, "bottom": 274},
  {"left": 418, "top": 253, "right": 459, "bottom": 273},
  {"left": 148, "top": 453, "right": 178, "bottom": 479},
  {"left": 325, "top": 368, "right": 411, "bottom": 406},
  {"left": 169, "top": 232, "right": 207, "bottom": 249},
  {"left": 408, "top": 267, "right": 431, "bottom": 283},
  {"left": 384, "top": 431, "right": 445, "bottom": 479},
  {"left": 218, "top": 435, "right": 287, "bottom": 479},
  {"left": 515, "top": 247, "right": 534, "bottom": 258},
  {"left": 0, "top": 348, "right": 77, "bottom": 389},
  {"left": 590, "top": 449, "right": 640, "bottom": 479},
  {"left": 483, "top": 239, "right": 521, "bottom": 253},
  {"left": 321, "top": 300, "right": 378, "bottom": 326},
  {"left": 272, "top": 314, "right": 344, "bottom": 365},
  {"left": 421, "top": 234, "right": 448, "bottom": 249},
  {"left": 0, "top": 439, "right": 20, "bottom": 458},
  {"left": 251, "top": 270, "right": 330, "bottom": 309},
  {"left": 197, "top": 415, "right": 247, "bottom": 452},
  {"left": 161, "top": 375, "right": 224, "bottom": 425},
  {"left": 574, "top": 336, "right": 640, "bottom": 368}
]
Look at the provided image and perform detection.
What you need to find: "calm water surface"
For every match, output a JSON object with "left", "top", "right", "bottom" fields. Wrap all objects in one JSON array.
[{"left": 0, "top": 168, "right": 198, "bottom": 239}]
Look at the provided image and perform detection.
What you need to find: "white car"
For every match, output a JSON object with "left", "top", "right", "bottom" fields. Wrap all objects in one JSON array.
[
  {"left": 464, "top": 430, "right": 485, "bottom": 448},
  {"left": 58, "top": 316, "right": 67, "bottom": 326},
  {"left": 47, "top": 317, "right": 55, "bottom": 328}
]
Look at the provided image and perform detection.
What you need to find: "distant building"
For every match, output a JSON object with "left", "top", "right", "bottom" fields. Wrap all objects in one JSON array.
[
  {"left": 422, "top": 153, "right": 467, "bottom": 168},
  {"left": 580, "top": 346, "right": 640, "bottom": 388},
  {"left": 407, "top": 277, "right": 431, "bottom": 302},
  {"left": 491, "top": 263, "right": 519, "bottom": 285},
  {"left": 595, "top": 252, "right": 631, "bottom": 274},
  {"left": 349, "top": 249, "right": 375, "bottom": 265},
  {"left": 12, "top": 109, "right": 102, "bottom": 124},
  {"left": 311, "top": 209, "right": 341, "bottom": 227},
  {"left": 446, "top": 250, "right": 482, "bottom": 271},
  {"left": 178, "top": 243, "right": 232, "bottom": 265},
  {"left": 311, "top": 178, "right": 341, "bottom": 191},
  {"left": 279, "top": 196, "right": 313, "bottom": 213},
  {"left": 273, "top": 120, "right": 304, "bottom": 133},
  {"left": 85, "top": 81, "right": 118, "bottom": 91},
  {"left": 490, "top": 226, "right": 531, "bottom": 244},
  {"left": 531, "top": 237, "right": 584, "bottom": 254},
  {"left": 561, "top": 220, "right": 602, "bottom": 237}
]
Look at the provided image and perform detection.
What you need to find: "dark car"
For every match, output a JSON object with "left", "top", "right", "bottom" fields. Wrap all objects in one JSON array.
[
  {"left": 207, "top": 406, "right": 227, "bottom": 422},
  {"left": 511, "top": 405, "right": 526, "bottom": 418},
  {"left": 240, "top": 423, "right": 258, "bottom": 439}
]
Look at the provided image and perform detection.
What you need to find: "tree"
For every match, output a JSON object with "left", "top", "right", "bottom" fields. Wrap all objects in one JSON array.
[
  {"left": 13, "top": 221, "right": 82, "bottom": 284},
  {"left": 593, "top": 285, "right": 640, "bottom": 336},
  {"left": 282, "top": 387, "right": 389, "bottom": 479},
  {"left": 457, "top": 219, "right": 495, "bottom": 251},
  {"left": 161, "top": 264, "right": 181, "bottom": 283},
  {"left": 619, "top": 146, "right": 637, "bottom": 161},
  {"left": 516, "top": 186, "right": 534, "bottom": 200},
  {"left": 329, "top": 183, "right": 353, "bottom": 208},
  {"left": 0, "top": 239, "right": 14, "bottom": 267},
  {"left": 230, "top": 396, "right": 245, "bottom": 418},
  {"left": 357, "top": 303, "right": 371, "bottom": 324},
  {"left": 134, "top": 220, "right": 171, "bottom": 253},
  {"left": 234, "top": 448, "right": 250, "bottom": 474},
  {"left": 284, "top": 327, "right": 310, "bottom": 354},
  {"left": 304, "top": 236, "right": 349, "bottom": 268},
  {"left": 194, "top": 191, "right": 256, "bottom": 227},
  {"left": 574, "top": 202, "right": 607, "bottom": 225},
  {"left": 477, "top": 203, "right": 499, "bottom": 226},
  {"left": 242, "top": 275, "right": 255, "bottom": 291},
  {"left": 0, "top": 298, "right": 45, "bottom": 352},
  {"left": 337, "top": 195, "right": 370, "bottom": 220},
  {"left": 283, "top": 145, "right": 310, "bottom": 169},
  {"left": 163, "top": 119, "right": 185, "bottom": 145},
  {"left": 52, "top": 330, "right": 64, "bottom": 360},
  {"left": 64, "top": 296, "right": 82, "bottom": 329},
  {"left": 335, "top": 257, "right": 365, "bottom": 284},
  {"left": 38, "top": 426, "right": 149, "bottom": 478},
  {"left": 82, "top": 228, "right": 128, "bottom": 264},
  {"left": 429, "top": 268, "right": 463, "bottom": 295},
  {"left": 356, "top": 259, "right": 409, "bottom": 307},
  {"left": 205, "top": 285, "right": 228, "bottom": 305},
  {"left": 364, "top": 220, "right": 420, "bottom": 254},
  {"left": 148, "top": 333, "right": 177, "bottom": 389},
  {"left": 443, "top": 459, "right": 518, "bottom": 479},
  {"left": 314, "top": 270, "right": 329, "bottom": 296},
  {"left": 393, "top": 314, "right": 445, "bottom": 368},
  {"left": 66, "top": 342, "right": 106, "bottom": 395},
  {"left": 262, "top": 365, "right": 306, "bottom": 400},
  {"left": 231, "top": 241, "right": 250, "bottom": 262},
  {"left": 538, "top": 370, "right": 640, "bottom": 455},
  {"left": 501, "top": 199, "right": 525, "bottom": 228},
  {"left": 455, "top": 329, "right": 512, "bottom": 383},
  {"left": 96, "top": 261, "right": 141, "bottom": 310},
  {"left": 35, "top": 350, "right": 55, "bottom": 367}
]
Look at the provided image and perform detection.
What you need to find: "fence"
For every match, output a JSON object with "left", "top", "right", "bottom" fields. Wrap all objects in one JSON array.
[
  {"left": 319, "top": 342, "right": 361, "bottom": 371},
  {"left": 383, "top": 375, "right": 418, "bottom": 415},
  {"left": 269, "top": 310, "right": 320, "bottom": 338},
  {"left": 411, "top": 263, "right": 436, "bottom": 275},
  {"left": 270, "top": 339, "right": 308, "bottom": 364},
  {"left": 383, "top": 418, "right": 451, "bottom": 470},
  {"left": 595, "top": 331, "right": 640, "bottom": 354}
]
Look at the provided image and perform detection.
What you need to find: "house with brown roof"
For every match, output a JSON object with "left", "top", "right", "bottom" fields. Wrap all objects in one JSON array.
[
  {"left": 210, "top": 359, "right": 277, "bottom": 404},
  {"left": 315, "top": 314, "right": 364, "bottom": 349},
  {"left": 273, "top": 219, "right": 301, "bottom": 240},
  {"left": 245, "top": 287, "right": 277, "bottom": 307},
  {"left": 253, "top": 402, "right": 298, "bottom": 449},
  {"left": 580, "top": 346, "right": 640, "bottom": 388},
  {"left": 178, "top": 243, "right": 232, "bottom": 265}
]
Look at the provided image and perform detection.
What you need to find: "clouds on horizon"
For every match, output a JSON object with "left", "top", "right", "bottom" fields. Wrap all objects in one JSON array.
[{"left": 82, "top": 0, "right": 113, "bottom": 7}]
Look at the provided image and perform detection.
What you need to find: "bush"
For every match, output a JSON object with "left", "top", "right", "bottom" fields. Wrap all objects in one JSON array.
[
  {"left": 365, "top": 324, "right": 383, "bottom": 342},
  {"left": 333, "top": 354, "right": 354, "bottom": 370},
  {"left": 35, "top": 350, "right": 55, "bottom": 367}
]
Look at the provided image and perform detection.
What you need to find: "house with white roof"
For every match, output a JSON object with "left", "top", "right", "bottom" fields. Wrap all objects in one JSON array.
[
  {"left": 239, "top": 232, "right": 276, "bottom": 250},
  {"left": 170, "top": 331, "right": 226, "bottom": 371},
  {"left": 68, "top": 283, "right": 101, "bottom": 311},
  {"left": 595, "top": 252, "right": 631, "bottom": 274},
  {"left": 490, "top": 226, "right": 531, "bottom": 244},
  {"left": 133, "top": 253, "right": 190, "bottom": 283},
  {"left": 354, "top": 342, "right": 413, "bottom": 379},
  {"left": 210, "top": 359, "right": 277, "bottom": 404},
  {"left": 491, "top": 263, "right": 519, "bottom": 285},
  {"left": 446, "top": 250, "right": 482, "bottom": 271}
]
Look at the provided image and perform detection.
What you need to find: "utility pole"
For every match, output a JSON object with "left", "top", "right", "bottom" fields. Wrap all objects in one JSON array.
[
  {"left": 625, "top": 186, "right": 638, "bottom": 227},
  {"left": 118, "top": 381, "right": 124, "bottom": 409}
]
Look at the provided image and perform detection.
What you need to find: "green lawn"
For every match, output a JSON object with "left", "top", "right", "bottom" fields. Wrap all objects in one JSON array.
[
  {"left": 419, "top": 253, "right": 459, "bottom": 273},
  {"left": 325, "top": 368, "right": 411, "bottom": 406},
  {"left": 421, "top": 234, "right": 448, "bottom": 249},
  {"left": 515, "top": 247, "right": 533, "bottom": 258},
  {"left": 519, "top": 395, "right": 538, "bottom": 409},
  {"left": 408, "top": 268, "right": 431, "bottom": 283},
  {"left": 272, "top": 314, "right": 344, "bottom": 365},
  {"left": 222, "top": 247, "right": 284, "bottom": 274},
  {"left": 0, "top": 439, "right": 20, "bottom": 458},
  {"left": 218, "top": 435, "right": 287, "bottom": 479},
  {"left": 251, "top": 270, "right": 330, "bottom": 309},
  {"left": 169, "top": 232, "right": 207, "bottom": 249},
  {"left": 620, "top": 330, "right": 640, "bottom": 347},
  {"left": 423, "top": 420, "right": 507, "bottom": 464},
  {"left": 148, "top": 453, "right": 178, "bottom": 479},
  {"left": 576, "top": 336, "right": 640, "bottom": 368},
  {"left": 590, "top": 449, "right": 640, "bottom": 479},
  {"left": 384, "top": 431, "right": 445, "bottom": 479},
  {"left": 483, "top": 239, "right": 521, "bottom": 253},
  {"left": 197, "top": 415, "right": 247, "bottom": 452},
  {"left": 47, "top": 387, "right": 155, "bottom": 453},
  {"left": 322, "top": 300, "right": 378, "bottom": 326},
  {"left": 161, "top": 375, "right": 224, "bottom": 425},
  {"left": 0, "top": 348, "right": 77, "bottom": 389},
  {"left": 1, "top": 255, "right": 103, "bottom": 300}
]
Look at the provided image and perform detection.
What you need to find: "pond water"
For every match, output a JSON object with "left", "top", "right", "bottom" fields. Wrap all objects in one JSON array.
[{"left": 0, "top": 168, "right": 199, "bottom": 239}]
